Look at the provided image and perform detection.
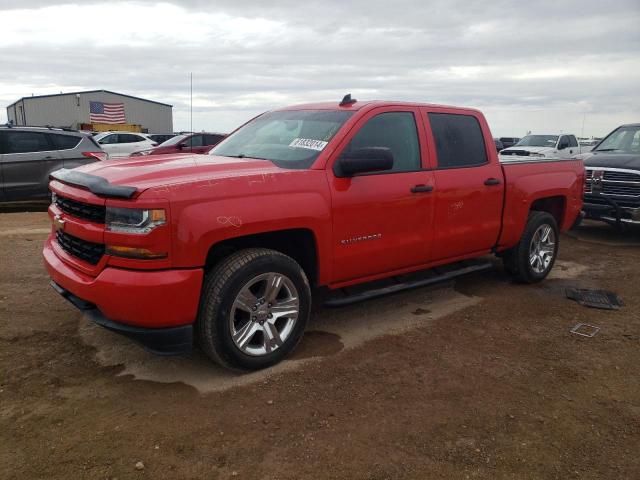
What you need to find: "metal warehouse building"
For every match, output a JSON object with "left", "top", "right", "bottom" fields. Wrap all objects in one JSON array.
[{"left": 6, "top": 89, "right": 173, "bottom": 133}]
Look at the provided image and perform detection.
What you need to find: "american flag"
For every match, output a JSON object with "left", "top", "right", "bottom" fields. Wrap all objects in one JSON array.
[{"left": 89, "top": 101, "right": 126, "bottom": 124}]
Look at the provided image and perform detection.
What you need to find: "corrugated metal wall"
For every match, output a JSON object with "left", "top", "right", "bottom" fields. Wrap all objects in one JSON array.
[{"left": 7, "top": 91, "right": 172, "bottom": 133}]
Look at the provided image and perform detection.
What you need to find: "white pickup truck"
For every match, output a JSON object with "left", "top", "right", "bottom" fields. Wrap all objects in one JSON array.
[{"left": 499, "top": 134, "right": 583, "bottom": 159}]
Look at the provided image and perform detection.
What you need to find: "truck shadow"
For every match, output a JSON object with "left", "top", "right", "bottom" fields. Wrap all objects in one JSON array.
[
  {"left": 567, "top": 220, "right": 640, "bottom": 247},
  {"left": 79, "top": 283, "right": 480, "bottom": 393}
]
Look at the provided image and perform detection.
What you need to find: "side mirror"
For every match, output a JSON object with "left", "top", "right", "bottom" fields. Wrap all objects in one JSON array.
[
  {"left": 558, "top": 140, "right": 569, "bottom": 150},
  {"left": 176, "top": 143, "right": 186, "bottom": 150},
  {"left": 334, "top": 147, "right": 394, "bottom": 177}
]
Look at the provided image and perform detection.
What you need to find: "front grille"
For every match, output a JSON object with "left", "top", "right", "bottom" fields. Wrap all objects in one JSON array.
[
  {"left": 56, "top": 196, "right": 105, "bottom": 223},
  {"left": 603, "top": 170, "right": 640, "bottom": 182},
  {"left": 56, "top": 230, "right": 105, "bottom": 265},
  {"left": 501, "top": 150, "right": 530, "bottom": 156},
  {"left": 585, "top": 168, "right": 640, "bottom": 199}
]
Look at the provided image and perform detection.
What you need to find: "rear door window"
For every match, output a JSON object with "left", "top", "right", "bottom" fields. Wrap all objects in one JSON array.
[
  {"left": 5, "top": 131, "right": 52, "bottom": 154},
  {"left": 204, "top": 134, "right": 225, "bottom": 145},
  {"left": 343, "top": 112, "right": 421, "bottom": 173},
  {"left": 117, "top": 134, "right": 140, "bottom": 143},
  {"left": 50, "top": 134, "right": 81, "bottom": 150},
  {"left": 428, "top": 113, "right": 487, "bottom": 168},
  {"left": 185, "top": 134, "right": 204, "bottom": 147}
]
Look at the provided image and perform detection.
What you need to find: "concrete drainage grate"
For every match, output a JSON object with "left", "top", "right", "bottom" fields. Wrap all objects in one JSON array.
[{"left": 565, "top": 288, "right": 624, "bottom": 310}]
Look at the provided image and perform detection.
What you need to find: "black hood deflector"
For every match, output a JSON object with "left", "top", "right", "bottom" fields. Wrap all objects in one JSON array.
[{"left": 50, "top": 169, "right": 137, "bottom": 199}]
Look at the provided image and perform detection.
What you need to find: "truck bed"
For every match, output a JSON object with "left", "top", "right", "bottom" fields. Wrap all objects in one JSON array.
[{"left": 497, "top": 157, "right": 585, "bottom": 250}]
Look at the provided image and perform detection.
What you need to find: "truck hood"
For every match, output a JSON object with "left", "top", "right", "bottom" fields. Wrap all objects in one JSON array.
[
  {"left": 76, "top": 153, "right": 281, "bottom": 192},
  {"left": 580, "top": 151, "right": 640, "bottom": 170},
  {"left": 500, "top": 146, "right": 557, "bottom": 155}
]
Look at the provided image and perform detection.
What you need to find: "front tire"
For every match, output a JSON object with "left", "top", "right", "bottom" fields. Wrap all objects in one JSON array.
[
  {"left": 196, "top": 248, "right": 311, "bottom": 370},
  {"left": 502, "top": 211, "right": 559, "bottom": 283}
]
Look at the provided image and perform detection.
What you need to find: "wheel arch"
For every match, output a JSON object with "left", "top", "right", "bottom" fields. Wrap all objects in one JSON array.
[
  {"left": 530, "top": 195, "right": 566, "bottom": 228},
  {"left": 204, "top": 228, "right": 320, "bottom": 286}
]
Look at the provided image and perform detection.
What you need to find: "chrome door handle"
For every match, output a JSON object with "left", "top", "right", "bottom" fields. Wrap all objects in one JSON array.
[{"left": 411, "top": 184, "right": 434, "bottom": 193}]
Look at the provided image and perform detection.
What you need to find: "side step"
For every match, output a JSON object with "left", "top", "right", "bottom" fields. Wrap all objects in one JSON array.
[{"left": 323, "top": 260, "right": 494, "bottom": 308}]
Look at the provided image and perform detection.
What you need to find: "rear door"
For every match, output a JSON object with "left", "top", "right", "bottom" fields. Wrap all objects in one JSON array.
[
  {"left": 118, "top": 133, "right": 149, "bottom": 156},
  {"left": 1, "top": 130, "right": 61, "bottom": 201},
  {"left": 424, "top": 110, "right": 504, "bottom": 261},
  {"left": 328, "top": 107, "right": 436, "bottom": 284}
]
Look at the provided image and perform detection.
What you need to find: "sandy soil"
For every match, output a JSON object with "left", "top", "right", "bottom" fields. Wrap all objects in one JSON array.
[{"left": 1, "top": 213, "right": 639, "bottom": 479}]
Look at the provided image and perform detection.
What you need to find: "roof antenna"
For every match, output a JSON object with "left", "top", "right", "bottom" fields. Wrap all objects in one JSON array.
[{"left": 339, "top": 93, "right": 357, "bottom": 106}]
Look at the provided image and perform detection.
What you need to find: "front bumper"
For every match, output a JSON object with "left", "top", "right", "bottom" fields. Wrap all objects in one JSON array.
[
  {"left": 43, "top": 236, "right": 204, "bottom": 354},
  {"left": 583, "top": 198, "right": 640, "bottom": 226},
  {"left": 51, "top": 281, "right": 193, "bottom": 355}
]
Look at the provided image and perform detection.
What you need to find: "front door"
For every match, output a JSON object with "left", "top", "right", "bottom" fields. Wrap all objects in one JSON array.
[
  {"left": 328, "top": 108, "right": 435, "bottom": 284},
  {"left": 96, "top": 133, "right": 121, "bottom": 156},
  {"left": 424, "top": 111, "right": 504, "bottom": 261}
]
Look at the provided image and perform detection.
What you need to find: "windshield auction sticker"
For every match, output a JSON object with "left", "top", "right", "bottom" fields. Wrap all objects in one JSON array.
[{"left": 289, "top": 138, "right": 328, "bottom": 151}]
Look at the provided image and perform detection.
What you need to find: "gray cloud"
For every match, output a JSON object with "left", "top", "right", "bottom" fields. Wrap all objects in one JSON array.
[{"left": 1, "top": 0, "right": 638, "bottom": 136}]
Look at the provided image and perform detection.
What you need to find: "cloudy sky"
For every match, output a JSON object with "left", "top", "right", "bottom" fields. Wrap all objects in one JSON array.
[{"left": 1, "top": 0, "right": 638, "bottom": 137}]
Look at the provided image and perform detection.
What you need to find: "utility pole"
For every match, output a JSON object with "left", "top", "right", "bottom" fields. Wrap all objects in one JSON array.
[{"left": 190, "top": 72, "right": 193, "bottom": 135}]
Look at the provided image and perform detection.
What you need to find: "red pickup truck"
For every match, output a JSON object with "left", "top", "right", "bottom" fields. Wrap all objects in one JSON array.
[{"left": 44, "top": 97, "right": 584, "bottom": 370}]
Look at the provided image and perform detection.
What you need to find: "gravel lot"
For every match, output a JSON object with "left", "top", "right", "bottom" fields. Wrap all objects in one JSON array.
[{"left": 1, "top": 212, "right": 639, "bottom": 479}]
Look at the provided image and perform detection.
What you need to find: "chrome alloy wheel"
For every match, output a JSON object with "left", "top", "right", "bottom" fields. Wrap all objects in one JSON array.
[
  {"left": 529, "top": 224, "right": 556, "bottom": 274},
  {"left": 229, "top": 272, "right": 300, "bottom": 356}
]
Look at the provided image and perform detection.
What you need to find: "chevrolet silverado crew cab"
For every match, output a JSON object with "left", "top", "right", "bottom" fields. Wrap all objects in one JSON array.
[{"left": 43, "top": 97, "right": 584, "bottom": 370}]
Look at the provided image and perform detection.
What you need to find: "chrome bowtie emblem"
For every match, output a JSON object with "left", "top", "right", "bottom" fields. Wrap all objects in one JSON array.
[{"left": 53, "top": 214, "right": 66, "bottom": 232}]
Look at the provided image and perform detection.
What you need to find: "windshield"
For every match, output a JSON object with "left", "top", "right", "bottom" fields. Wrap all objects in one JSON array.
[
  {"left": 158, "top": 134, "right": 188, "bottom": 147},
  {"left": 209, "top": 110, "right": 354, "bottom": 169},
  {"left": 515, "top": 135, "right": 559, "bottom": 147},
  {"left": 594, "top": 126, "right": 640, "bottom": 153}
]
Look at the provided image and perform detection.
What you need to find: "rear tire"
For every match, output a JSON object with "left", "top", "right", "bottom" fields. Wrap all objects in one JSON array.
[
  {"left": 196, "top": 248, "right": 311, "bottom": 370},
  {"left": 502, "top": 211, "right": 559, "bottom": 284}
]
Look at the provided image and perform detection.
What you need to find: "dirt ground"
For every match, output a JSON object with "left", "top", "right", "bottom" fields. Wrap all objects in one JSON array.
[{"left": 1, "top": 212, "right": 639, "bottom": 480}]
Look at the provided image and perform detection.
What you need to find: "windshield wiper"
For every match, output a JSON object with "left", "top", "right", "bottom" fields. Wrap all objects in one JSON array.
[{"left": 594, "top": 149, "right": 620, "bottom": 152}]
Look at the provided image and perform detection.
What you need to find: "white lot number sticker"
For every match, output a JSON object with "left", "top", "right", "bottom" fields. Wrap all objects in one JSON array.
[{"left": 289, "top": 138, "right": 328, "bottom": 151}]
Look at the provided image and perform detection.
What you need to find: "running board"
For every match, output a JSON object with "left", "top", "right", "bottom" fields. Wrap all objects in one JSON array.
[{"left": 323, "top": 260, "right": 494, "bottom": 308}]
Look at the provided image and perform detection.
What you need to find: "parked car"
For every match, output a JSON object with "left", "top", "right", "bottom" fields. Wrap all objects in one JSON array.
[
  {"left": 93, "top": 131, "right": 157, "bottom": 157},
  {"left": 131, "top": 132, "right": 227, "bottom": 156},
  {"left": 0, "top": 126, "right": 106, "bottom": 202},
  {"left": 580, "top": 123, "right": 640, "bottom": 228},
  {"left": 44, "top": 98, "right": 584, "bottom": 370},
  {"left": 500, "top": 134, "right": 583, "bottom": 158},
  {"left": 494, "top": 138, "right": 504, "bottom": 152},
  {"left": 147, "top": 133, "right": 177, "bottom": 145},
  {"left": 499, "top": 137, "right": 520, "bottom": 149}
]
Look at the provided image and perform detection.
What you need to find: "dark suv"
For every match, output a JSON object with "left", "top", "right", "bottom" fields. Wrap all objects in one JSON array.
[
  {"left": 581, "top": 123, "right": 640, "bottom": 228},
  {"left": 0, "top": 126, "right": 106, "bottom": 202}
]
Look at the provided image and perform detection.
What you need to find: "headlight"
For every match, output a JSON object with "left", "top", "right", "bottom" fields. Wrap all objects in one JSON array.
[
  {"left": 131, "top": 150, "right": 151, "bottom": 157},
  {"left": 105, "top": 207, "right": 166, "bottom": 234}
]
